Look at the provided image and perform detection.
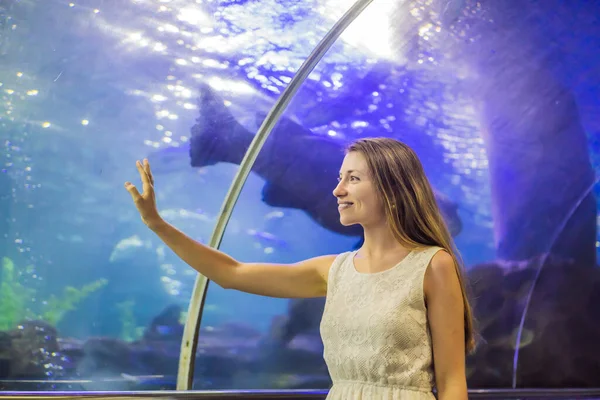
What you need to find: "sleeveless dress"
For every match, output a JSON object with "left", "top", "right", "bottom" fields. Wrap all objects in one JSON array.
[{"left": 319, "top": 246, "right": 444, "bottom": 399}]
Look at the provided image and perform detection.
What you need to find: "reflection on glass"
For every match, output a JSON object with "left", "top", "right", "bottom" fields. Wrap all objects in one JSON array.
[{"left": 1, "top": 0, "right": 599, "bottom": 394}]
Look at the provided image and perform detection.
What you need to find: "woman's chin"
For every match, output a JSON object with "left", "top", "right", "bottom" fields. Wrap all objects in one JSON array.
[{"left": 339, "top": 218, "right": 357, "bottom": 227}]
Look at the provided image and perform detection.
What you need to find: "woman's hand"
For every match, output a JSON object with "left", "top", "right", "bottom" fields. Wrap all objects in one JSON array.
[{"left": 124, "top": 159, "right": 163, "bottom": 228}]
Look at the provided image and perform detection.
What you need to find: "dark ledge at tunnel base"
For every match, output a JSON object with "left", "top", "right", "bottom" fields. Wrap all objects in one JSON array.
[{"left": 1, "top": 389, "right": 600, "bottom": 399}]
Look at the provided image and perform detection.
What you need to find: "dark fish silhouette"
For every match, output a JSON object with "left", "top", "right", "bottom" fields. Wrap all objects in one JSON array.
[
  {"left": 442, "top": 0, "right": 598, "bottom": 266},
  {"left": 149, "top": 83, "right": 463, "bottom": 239},
  {"left": 384, "top": 0, "right": 598, "bottom": 266},
  {"left": 142, "top": 304, "right": 184, "bottom": 342}
]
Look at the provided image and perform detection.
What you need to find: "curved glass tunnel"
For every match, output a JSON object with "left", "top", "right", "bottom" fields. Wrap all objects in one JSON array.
[{"left": 0, "top": 0, "right": 599, "bottom": 397}]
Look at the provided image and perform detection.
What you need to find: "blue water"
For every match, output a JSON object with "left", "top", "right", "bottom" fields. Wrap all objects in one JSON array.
[{"left": 0, "top": 0, "right": 599, "bottom": 393}]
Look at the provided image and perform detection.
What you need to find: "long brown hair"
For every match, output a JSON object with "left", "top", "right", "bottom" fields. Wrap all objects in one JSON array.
[{"left": 347, "top": 137, "right": 476, "bottom": 353}]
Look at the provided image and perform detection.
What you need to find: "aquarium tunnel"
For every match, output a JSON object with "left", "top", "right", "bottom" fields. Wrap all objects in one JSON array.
[{"left": 1, "top": 0, "right": 600, "bottom": 399}]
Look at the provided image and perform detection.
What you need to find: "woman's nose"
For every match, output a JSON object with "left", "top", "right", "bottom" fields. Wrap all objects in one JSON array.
[{"left": 333, "top": 180, "right": 346, "bottom": 197}]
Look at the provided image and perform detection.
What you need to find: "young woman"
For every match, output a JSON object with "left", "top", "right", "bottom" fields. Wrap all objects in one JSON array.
[{"left": 125, "top": 137, "right": 475, "bottom": 400}]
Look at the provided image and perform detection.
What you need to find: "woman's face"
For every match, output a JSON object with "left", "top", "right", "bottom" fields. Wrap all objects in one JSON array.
[{"left": 333, "top": 151, "right": 386, "bottom": 228}]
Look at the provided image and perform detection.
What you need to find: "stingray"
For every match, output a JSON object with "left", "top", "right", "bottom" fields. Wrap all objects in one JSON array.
[{"left": 149, "top": 83, "right": 463, "bottom": 242}]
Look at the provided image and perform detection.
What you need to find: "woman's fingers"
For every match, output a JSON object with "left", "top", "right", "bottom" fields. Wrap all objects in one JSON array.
[
  {"left": 136, "top": 160, "right": 152, "bottom": 192},
  {"left": 144, "top": 159, "right": 154, "bottom": 186},
  {"left": 124, "top": 181, "right": 142, "bottom": 202}
]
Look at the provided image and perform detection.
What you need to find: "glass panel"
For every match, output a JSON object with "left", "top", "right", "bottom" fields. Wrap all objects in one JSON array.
[
  {"left": 508, "top": 177, "right": 600, "bottom": 388},
  {"left": 0, "top": 0, "right": 291, "bottom": 392},
  {"left": 194, "top": 0, "right": 600, "bottom": 392},
  {"left": 2, "top": 0, "right": 599, "bottom": 395}
]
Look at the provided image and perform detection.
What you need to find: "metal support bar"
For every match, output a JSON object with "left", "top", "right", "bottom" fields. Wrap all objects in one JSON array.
[
  {"left": 2, "top": 388, "right": 600, "bottom": 399},
  {"left": 176, "top": 0, "right": 375, "bottom": 390}
]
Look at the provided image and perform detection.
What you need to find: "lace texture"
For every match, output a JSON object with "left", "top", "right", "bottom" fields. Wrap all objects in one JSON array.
[{"left": 319, "top": 246, "right": 444, "bottom": 399}]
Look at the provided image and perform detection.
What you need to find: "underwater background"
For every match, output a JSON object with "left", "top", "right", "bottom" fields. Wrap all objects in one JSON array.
[{"left": 0, "top": 0, "right": 599, "bottom": 392}]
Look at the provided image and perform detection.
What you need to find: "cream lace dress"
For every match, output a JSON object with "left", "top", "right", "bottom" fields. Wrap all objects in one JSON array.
[{"left": 319, "top": 246, "right": 443, "bottom": 399}]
